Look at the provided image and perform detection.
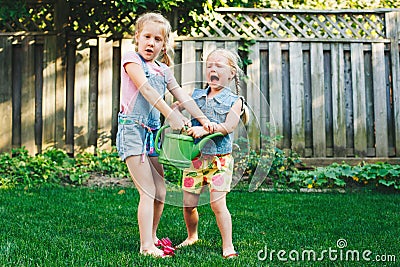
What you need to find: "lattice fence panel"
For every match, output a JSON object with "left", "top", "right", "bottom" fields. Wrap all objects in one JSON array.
[{"left": 189, "top": 9, "right": 386, "bottom": 39}]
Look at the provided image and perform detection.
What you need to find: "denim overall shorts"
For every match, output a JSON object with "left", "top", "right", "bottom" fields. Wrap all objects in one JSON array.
[{"left": 116, "top": 55, "right": 167, "bottom": 161}]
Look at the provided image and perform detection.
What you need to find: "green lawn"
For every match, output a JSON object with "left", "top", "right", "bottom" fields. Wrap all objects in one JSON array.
[{"left": 1, "top": 187, "right": 399, "bottom": 266}]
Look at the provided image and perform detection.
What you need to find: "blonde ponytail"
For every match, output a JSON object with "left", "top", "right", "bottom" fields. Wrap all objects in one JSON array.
[{"left": 160, "top": 47, "right": 174, "bottom": 67}]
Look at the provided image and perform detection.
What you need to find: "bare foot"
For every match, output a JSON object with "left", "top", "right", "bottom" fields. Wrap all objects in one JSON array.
[
  {"left": 175, "top": 238, "right": 199, "bottom": 248},
  {"left": 140, "top": 246, "right": 166, "bottom": 258},
  {"left": 223, "top": 246, "right": 238, "bottom": 259}
]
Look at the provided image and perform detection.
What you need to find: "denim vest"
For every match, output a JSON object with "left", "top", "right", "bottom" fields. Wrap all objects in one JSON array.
[{"left": 192, "top": 87, "right": 239, "bottom": 155}]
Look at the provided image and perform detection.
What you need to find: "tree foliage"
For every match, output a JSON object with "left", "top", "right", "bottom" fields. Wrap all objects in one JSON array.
[
  {"left": 0, "top": 0, "right": 398, "bottom": 34},
  {"left": 0, "top": 0, "right": 27, "bottom": 24}
]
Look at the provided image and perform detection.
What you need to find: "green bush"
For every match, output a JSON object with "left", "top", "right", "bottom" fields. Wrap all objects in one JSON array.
[
  {"left": 293, "top": 162, "right": 400, "bottom": 191},
  {"left": 1, "top": 145, "right": 399, "bottom": 192},
  {"left": 0, "top": 147, "right": 129, "bottom": 189},
  {"left": 232, "top": 135, "right": 400, "bottom": 192}
]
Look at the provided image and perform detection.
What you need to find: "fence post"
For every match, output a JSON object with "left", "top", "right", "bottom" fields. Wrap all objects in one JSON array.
[{"left": 386, "top": 11, "right": 400, "bottom": 157}]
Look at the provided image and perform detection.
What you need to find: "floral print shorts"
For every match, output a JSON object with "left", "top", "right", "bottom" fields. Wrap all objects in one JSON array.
[{"left": 182, "top": 154, "right": 234, "bottom": 194}]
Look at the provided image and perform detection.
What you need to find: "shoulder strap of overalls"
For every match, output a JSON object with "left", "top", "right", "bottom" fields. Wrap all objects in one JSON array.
[
  {"left": 136, "top": 52, "right": 150, "bottom": 77},
  {"left": 136, "top": 52, "right": 166, "bottom": 83}
]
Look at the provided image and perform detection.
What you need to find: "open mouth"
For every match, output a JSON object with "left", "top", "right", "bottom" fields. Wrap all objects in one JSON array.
[
  {"left": 210, "top": 75, "right": 219, "bottom": 82},
  {"left": 145, "top": 48, "right": 153, "bottom": 53}
]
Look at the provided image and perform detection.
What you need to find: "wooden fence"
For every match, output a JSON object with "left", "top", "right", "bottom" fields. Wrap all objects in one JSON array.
[{"left": 1, "top": 8, "right": 400, "bottom": 163}]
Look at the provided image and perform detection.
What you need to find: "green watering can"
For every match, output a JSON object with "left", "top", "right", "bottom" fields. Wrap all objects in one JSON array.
[{"left": 154, "top": 125, "right": 223, "bottom": 169}]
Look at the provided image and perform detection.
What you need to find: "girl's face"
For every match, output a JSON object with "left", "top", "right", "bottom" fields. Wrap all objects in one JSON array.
[
  {"left": 206, "top": 54, "right": 235, "bottom": 90},
  {"left": 135, "top": 21, "right": 165, "bottom": 62}
]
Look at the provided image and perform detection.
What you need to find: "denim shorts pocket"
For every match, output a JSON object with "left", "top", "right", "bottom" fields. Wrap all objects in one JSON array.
[{"left": 116, "top": 123, "right": 145, "bottom": 161}]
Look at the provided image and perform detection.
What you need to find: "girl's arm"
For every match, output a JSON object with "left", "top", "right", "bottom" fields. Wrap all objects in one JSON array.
[
  {"left": 187, "top": 99, "right": 242, "bottom": 138},
  {"left": 168, "top": 80, "right": 212, "bottom": 129},
  {"left": 125, "top": 62, "right": 186, "bottom": 130}
]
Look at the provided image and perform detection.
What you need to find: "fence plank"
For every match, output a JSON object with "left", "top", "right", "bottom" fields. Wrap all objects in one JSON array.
[
  {"left": 66, "top": 42, "right": 77, "bottom": 154},
  {"left": 202, "top": 41, "right": 217, "bottom": 63},
  {"left": 201, "top": 41, "right": 218, "bottom": 91},
  {"left": 351, "top": 43, "right": 368, "bottom": 157},
  {"left": 34, "top": 39, "right": 44, "bottom": 153},
  {"left": 260, "top": 48, "right": 270, "bottom": 137},
  {"left": 225, "top": 41, "right": 247, "bottom": 138},
  {"left": 269, "top": 42, "right": 283, "bottom": 147},
  {"left": 289, "top": 42, "right": 305, "bottom": 154},
  {"left": 87, "top": 39, "right": 98, "bottom": 150},
  {"left": 247, "top": 42, "right": 261, "bottom": 148},
  {"left": 343, "top": 50, "right": 354, "bottom": 156},
  {"left": 181, "top": 41, "right": 197, "bottom": 94},
  {"left": 386, "top": 11, "right": 400, "bottom": 156},
  {"left": 363, "top": 48, "right": 375, "bottom": 156},
  {"left": 392, "top": 41, "right": 400, "bottom": 156},
  {"left": 323, "top": 48, "right": 333, "bottom": 156},
  {"left": 281, "top": 49, "right": 291, "bottom": 150},
  {"left": 311, "top": 43, "right": 326, "bottom": 157},
  {"left": 372, "top": 43, "right": 388, "bottom": 157},
  {"left": 55, "top": 34, "right": 66, "bottom": 151},
  {"left": 21, "top": 36, "right": 37, "bottom": 154},
  {"left": 111, "top": 40, "right": 121, "bottom": 145},
  {"left": 74, "top": 40, "right": 90, "bottom": 151},
  {"left": 302, "top": 49, "right": 312, "bottom": 157},
  {"left": 0, "top": 36, "right": 13, "bottom": 153},
  {"left": 331, "top": 43, "right": 346, "bottom": 156},
  {"left": 202, "top": 41, "right": 218, "bottom": 88},
  {"left": 42, "top": 36, "right": 57, "bottom": 150},
  {"left": 98, "top": 37, "right": 113, "bottom": 150}
]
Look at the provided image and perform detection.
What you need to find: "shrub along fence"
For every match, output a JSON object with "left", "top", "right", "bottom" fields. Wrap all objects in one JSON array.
[{"left": 0, "top": 5, "right": 399, "bottom": 164}]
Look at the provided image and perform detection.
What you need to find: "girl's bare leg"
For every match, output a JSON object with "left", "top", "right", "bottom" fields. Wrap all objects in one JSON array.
[
  {"left": 177, "top": 191, "right": 200, "bottom": 248},
  {"left": 210, "top": 191, "right": 236, "bottom": 256},
  {"left": 149, "top": 156, "right": 166, "bottom": 244},
  {"left": 126, "top": 155, "right": 164, "bottom": 256}
]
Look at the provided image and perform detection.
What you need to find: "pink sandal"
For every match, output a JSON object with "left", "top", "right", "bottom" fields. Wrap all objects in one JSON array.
[{"left": 155, "top": 237, "right": 175, "bottom": 256}]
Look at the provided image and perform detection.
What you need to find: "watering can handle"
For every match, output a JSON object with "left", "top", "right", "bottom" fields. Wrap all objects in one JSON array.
[
  {"left": 195, "top": 132, "right": 224, "bottom": 151},
  {"left": 154, "top": 125, "right": 170, "bottom": 154},
  {"left": 154, "top": 124, "right": 224, "bottom": 155}
]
